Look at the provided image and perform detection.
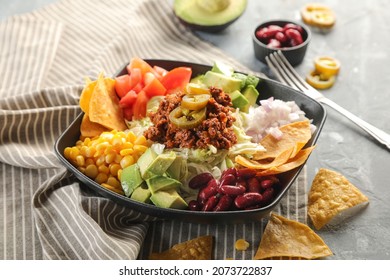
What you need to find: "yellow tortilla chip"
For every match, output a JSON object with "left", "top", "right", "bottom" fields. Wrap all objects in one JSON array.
[
  {"left": 235, "top": 147, "right": 293, "bottom": 170},
  {"left": 308, "top": 168, "right": 369, "bottom": 230},
  {"left": 253, "top": 213, "right": 332, "bottom": 260},
  {"left": 256, "top": 146, "right": 315, "bottom": 176},
  {"left": 80, "top": 114, "right": 108, "bottom": 138},
  {"left": 88, "top": 74, "right": 127, "bottom": 131},
  {"left": 149, "top": 235, "right": 213, "bottom": 260},
  {"left": 79, "top": 79, "right": 97, "bottom": 114},
  {"left": 254, "top": 120, "right": 312, "bottom": 160}
]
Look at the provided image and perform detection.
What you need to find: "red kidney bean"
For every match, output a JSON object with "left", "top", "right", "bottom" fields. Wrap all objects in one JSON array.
[
  {"left": 260, "top": 178, "right": 274, "bottom": 189},
  {"left": 219, "top": 173, "right": 236, "bottom": 189},
  {"left": 236, "top": 179, "right": 247, "bottom": 191},
  {"left": 197, "top": 179, "right": 218, "bottom": 205},
  {"left": 188, "top": 172, "right": 213, "bottom": 189},
  {"left": 285, "top": 28, "right": 303, "bottom": 45},
  {"left": 213, "top": 195, "right": 233, "bottom": 211},
  {"left": 221, "top": 167, "right": 237, "bottom": 179},
  {"left": 202, "top": 195, "right": 219, "bottom": 211},
  {"left": 247, "top": 177, "right": 261, "bottom": 193},
  {"left": 261, "top": 188, "right": 275, "bottom": 205},
  {"left": 234, "top": 192, "right": 264, "bottom": 209},
  {"left": 236, "top": 168, "right": 256, "bottom": 179},
  {"left": 267, "top": 38, "right": 281, "bottom": 48},
  {"left": 188, "top": 200, "right": 201, "bottom": 211},
  {"left": 275, "top": 31, "right": 287, "bottom": 43},
  {"left": 283, "top": 23, "right": 304, "bottom": 34},
  {"left": 219, "top": 184, "right": 246, "bottom": 196}
]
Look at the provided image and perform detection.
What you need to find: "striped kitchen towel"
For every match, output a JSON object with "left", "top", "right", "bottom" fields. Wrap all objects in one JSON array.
[{"left": 0, "top": 0, "right": 307, "bottom": 260}]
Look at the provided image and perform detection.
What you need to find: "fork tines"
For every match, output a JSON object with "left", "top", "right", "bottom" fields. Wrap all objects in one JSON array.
[{"left": 265, "top": 51, "right": 310, "bottom": 92}]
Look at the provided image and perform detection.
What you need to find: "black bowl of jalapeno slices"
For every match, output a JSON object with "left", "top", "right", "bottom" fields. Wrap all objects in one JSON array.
[{"left": 55, "top": 59, "right": 326, "bottom": 224}]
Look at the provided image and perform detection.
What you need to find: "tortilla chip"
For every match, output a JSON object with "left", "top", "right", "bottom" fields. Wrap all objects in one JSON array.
[
  {"left": 308, "top": 168, "right": 369, "bottom": 230},
  {"left": 79, "top": 79, "right": 97, "bottom": 114},
  {"left": 88, "top": 74, "right": 127, "bottom": 131},
  {"left": 235, "top": 147, "right": 293, "bottom": 170},
  {"left": 149, "top": 235, "right": 213, "bottom": 260},
  {"left": 256, "top": 146, "right": 315, "bottom": 176},
  {"left": 80, "top": 114, "right": 108, "bottom": 138},
  {"left": 253, "top": 213, "right": 332, "bottom": 260},
  {"left": 253, "top": 120, "right": 312, "bottom": 160}
]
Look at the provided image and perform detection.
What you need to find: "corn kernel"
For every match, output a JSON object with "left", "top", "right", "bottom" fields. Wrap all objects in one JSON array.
[
  {"left": 101, "top": 183, "right": 124, "bottom": 195},
  {"left": 120, "top": 155, "right": 134, "bottom": 169},
  {"left": 69, "top": 147, "right": 80, "bottom": 160},
  {"left": 134, "top": 135, "right": 147, "bottom": 145},
  {"left": 133, "top": 144, "right": 148, "bottom": 153},
  {"left": 85, "top": 146, "right": 96, "bottom": 158},
  {"left": 98, "top": 165, "right": 110, "bottom": 174},
  {"left": 85, "top": 158, "right": 95, "bottom": 166},
  {"left": 121, "top": 142, "right": 133, "bottom": 150},
  {"left": 120, "top": 148, "right": 133, "bottom": 156},
  {"left": 95, "top": 173, "right": 108, "bottom": 184},
  {"left": 85, "top": 164, "right": 98, "bottom": 179},
  {"left": 96, "top": 155, "right": 105, "bottom": 166},
  {"left": 75, "top": 155, "right": 85, "bottom": 167},
  {"left": 235, "top": 239, "right": 250, "bottom": 251},
  {"left": 109, "top": 163, "right": 121, "bottom": 177},
  {"left": 107, "top": 176, "right": 121, "bottom": 189},
  {"left": 105, "top": 151, "right": 116, "bottom": 164},
  {"left": 64, "top": 147, "right": 72, "bottom": 159},
  {"left": 126, "top": 131, "right": 137, "bottom": 143},
  {"left": 117, "top": 169, "right": 123, "bottom": 181}
]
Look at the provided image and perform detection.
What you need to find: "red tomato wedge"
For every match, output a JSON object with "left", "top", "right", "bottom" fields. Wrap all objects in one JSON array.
[
  {"left": 127, "top": 57, "right": 158, "bottom": 77},
  {"left": 129, "top": 68, "right": 142, "bottom": 88},
  {"left": 153, "top": 65, "right": 168, "bottom": 79},
  {"left": 119, "top": 90, "right": 138, "bottom": 108},
  {"left": 132, "top": 90, "right": 149, "bottom": 120},
  {"left": 161, "top": 67, "right": 192, "bottom": 90},
  {"left": 122, "top": 107, "right": 134, "bottom": 121},
  {"left": 115, "top": 75, "right": 132, "bottom": 98},
  {"left": 144, "top": 76, "right": 166, "bottom": 98}
]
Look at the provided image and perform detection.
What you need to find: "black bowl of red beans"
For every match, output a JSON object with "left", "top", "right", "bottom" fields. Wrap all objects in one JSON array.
[{"left": 253, "top": 20, "right": 311, "bottom": 66}]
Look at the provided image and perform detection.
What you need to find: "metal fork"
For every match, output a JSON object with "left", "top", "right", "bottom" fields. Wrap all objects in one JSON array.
[{"left": 266, "top": 50, "right": 390, "bottom": 150}]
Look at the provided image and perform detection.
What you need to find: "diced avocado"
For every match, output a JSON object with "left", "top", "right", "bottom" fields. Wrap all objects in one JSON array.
[
  {"left": 142, "top": 151, "right": 177, "bottom": 180},
  {"left": 228, "top": 90, "right": 249, "bottom": 110},
  {"left": 166, "top": 155, "right": 186, "bottom": 181},
  {"left": 190, "top": 74, "right": 204, "bottom": 84},
  {"left": 241, "top": 85, "right": 260, "bottom": 112},
  {"left": 244, "top": 74, "right": 260, "bottom": 88},
  {"left": 130, "top": 182, "right": 151, "bottom": 203},
  {"left": 146, "top": 175, "right": 182, "bottom": 194},
  {"left": 231, "top": 72, "right": 247, "bottom": 90},
  {"left": 203, "top": 71, "right": 242, "bottom": 93},
  {"left": 150, "top": 189, "right": 188, "bottom": 209},
  {"left": 174, "top": 0, "right": 247, "bottom": 27},
  {"left": 120, "top": 163, "right": 144, "bottom": 197},
  {"left": 137, "top": 148, "right": 158, "bottom": 179},
  {"left": 211, "top": 61, "right": 234, "bottom": 77}
]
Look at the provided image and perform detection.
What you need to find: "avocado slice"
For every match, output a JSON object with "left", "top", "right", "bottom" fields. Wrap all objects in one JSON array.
[
  {"left": 241, "top": 85, "right": 260, "bottom": 113},
  {"left": 146, "top": 176, "right": 182, "bottom": 194},
  {"left": 150, "top": 189, "right": 188, "bottom": 209},
  {"left": 203, "top": 71, "right": 242, "bottom": 93},
  {"left": 228, "top": 90, "right": 249, "bottom": 110},
  {"left": 166, "top": 155, "right": 186, "bottom": 181},
  {"left": 130, "top": 183, "right": 151, "bottom": 203},
  {"left": 137, "top": 149, "right": 177, "bottom": 180},
  {"left": 174, "top": 0, "right": 247, "bottom": 27},
  {"left": 211, "top": 61, "right": 234, "bottom": 77},
  {"left": 120, "top": 163, "right": 144, "bottom": 197}
]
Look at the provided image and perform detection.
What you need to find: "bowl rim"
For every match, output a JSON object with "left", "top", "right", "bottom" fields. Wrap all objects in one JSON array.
[{"left": 252, "top": 19, "right": 312, "bottom": 51}]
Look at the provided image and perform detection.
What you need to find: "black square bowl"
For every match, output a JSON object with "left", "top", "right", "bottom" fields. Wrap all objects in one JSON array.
[{"left": 54, "top": 60, "right": 326, "bottom": 224}]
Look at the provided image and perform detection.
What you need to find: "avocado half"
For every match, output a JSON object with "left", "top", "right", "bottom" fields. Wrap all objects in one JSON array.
[{"left": 174, "top": 0, "right": 247, "bottom": 33}]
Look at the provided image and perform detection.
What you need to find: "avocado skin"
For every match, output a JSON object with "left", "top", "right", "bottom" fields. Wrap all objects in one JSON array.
[{"left": 173, "top": 0, "right": 247, "bottom": 33}]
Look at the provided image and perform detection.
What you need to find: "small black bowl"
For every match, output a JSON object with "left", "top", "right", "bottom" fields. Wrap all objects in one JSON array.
[{"left": 252, "top": 19, "right": 311, "bottom": 66}]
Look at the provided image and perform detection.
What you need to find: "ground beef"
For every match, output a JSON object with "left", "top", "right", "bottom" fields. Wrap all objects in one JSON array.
[{"left": 144, "top": 87, "right": 237, "bottom": 149}]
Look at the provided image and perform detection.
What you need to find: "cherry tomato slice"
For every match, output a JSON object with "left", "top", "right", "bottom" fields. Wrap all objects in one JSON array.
[
  {"left": 169, "top": 107, "right": 206, "bottom": 129},
  {"left": 181, "top": 94, "right": 210, "bottom": 111},
  {"left": 314, "top": 56, "right": 340, "bottom": 78},
  {"left": 306, "top": 70, "right": 336, "bottom": 90}
]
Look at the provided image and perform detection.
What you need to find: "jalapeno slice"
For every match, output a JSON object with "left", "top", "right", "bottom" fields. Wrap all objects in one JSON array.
[
  {"left": 314, "top": 56, "right": 340, "bottom": 78},
  {"left": 169, "top": 106, "right": 207, "bottom": 129},
  {"left": 185, "top": 82, "right": 210, "bottom": 95},
  {"left": 306, "top": 70, "right": 336, "bottom": 89},
  {"left": 301, "top": 3, "right": 336, "bottom": 29},
  {"left": 181, "top": 94, "right": 211, "bottom": 110}
]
